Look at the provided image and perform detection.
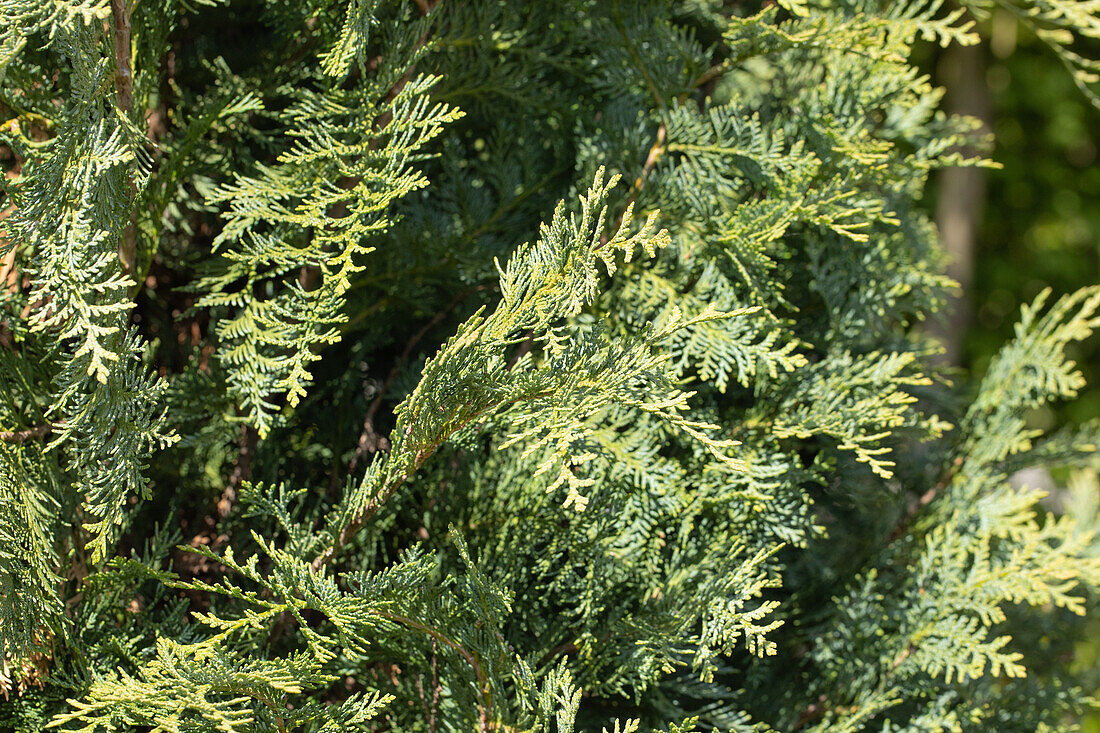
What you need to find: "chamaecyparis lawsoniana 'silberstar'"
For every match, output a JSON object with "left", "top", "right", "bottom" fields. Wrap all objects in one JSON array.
[{"left": 1, "top": 0, "right": 1099, "bottom": 730}]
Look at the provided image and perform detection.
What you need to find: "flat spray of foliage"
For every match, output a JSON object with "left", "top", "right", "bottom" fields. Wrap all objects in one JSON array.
[{"left": 1, "top": 0, "right": 1099, "bottom": 731}]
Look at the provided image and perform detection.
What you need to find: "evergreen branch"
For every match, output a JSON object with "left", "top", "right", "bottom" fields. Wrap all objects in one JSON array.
[
  {"left": 201, "top": 41, "right": 463, "bottom": 435},
  {"left": 312, "top": 383, "right": 559, "bottom": 571},
  {"left": 5, "top": 2, "right": 1100, "bottom": 729},
  {"left": 373, "top": 609, "right": 494, "bottom": 732},
  {"left": 314, "top": 170, "right": 748, "bottom": 568},
  {"left": 611, "top": 3, "right": 667, "bottom": 108}
]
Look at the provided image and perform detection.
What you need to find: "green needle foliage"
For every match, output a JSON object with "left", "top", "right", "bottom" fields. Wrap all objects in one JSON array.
[{"left": 0, "top": 0, "right": 1098, "bottom": 730}]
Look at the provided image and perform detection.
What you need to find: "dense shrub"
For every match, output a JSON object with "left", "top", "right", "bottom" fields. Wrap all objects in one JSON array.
[{"left": 1, "top": 1, "right": 1098, "bottom": 730}]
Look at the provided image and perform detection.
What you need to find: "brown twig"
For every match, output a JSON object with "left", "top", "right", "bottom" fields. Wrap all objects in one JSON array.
[
  {"left": 537, "top": 631, "right": 612, "bottom": 667},
  {"left": 0, "top": 423, "right": 53, "bottom": 443},
  {"left": 109, "top": 0, "right": 133, "bottom": 117},
  {"left": 889, "top": 642, "right": 915, "bottom": 673},
  {"left": 109, "top": 0, "right": 137, "bottom": 275},
  {"left": 2, "top": 145, "right": 26, "bottom": 348},
  {"left": 611, "top": 5, "right": 665, "bottom": 109},
  {"left": 373, "top": 0, "right": 440, "bottom": 131},
  {"left": 692, "top": 60, "right": 731, "bottom": 92},
  {"left": 311, "top": 465, "right": 417, "bottom": 572},
  {"left": 428, "top": 640, "right": 441, "bottom": 733},
  {"left": 791, "top": 694, "right": 828, "bottom": 731},
  {"left": 303, "top": 2, "right": 438, "bottom": 287},
  {"left": 630, "top": 122, "right": 667, "bottom": 206},
  {"left": 415, "top": 639, "right": 442, "bottom": 733},
  {"left": 791, "top": 637, "right": 918, "bottom": 730},
  {"left": 538, "top": 639, "right": 579, "bottom": 667},
  {"left": 309, "top": 1, "right": 460, "bottom": 574},
  {"left": 0, "top": 242, "right": 17, "bottom": 295}
]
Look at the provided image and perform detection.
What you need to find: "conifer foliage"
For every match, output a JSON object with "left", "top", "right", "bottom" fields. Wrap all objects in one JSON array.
[{"left": 1, "top": 0, "right": 1099, "bottom": 730}]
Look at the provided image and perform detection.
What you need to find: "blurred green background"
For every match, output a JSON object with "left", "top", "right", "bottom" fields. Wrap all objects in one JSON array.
[
  {"left": 923, "top": 10, "right": 1100, "bottom": 729},
  {"left": 929, "top": 12, "right": 1100, "bottom": 427}
]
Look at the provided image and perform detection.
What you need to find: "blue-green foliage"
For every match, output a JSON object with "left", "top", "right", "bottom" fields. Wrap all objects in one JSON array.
[{"left": 0, "top": 0, "right": 1098, "bottom": 730}]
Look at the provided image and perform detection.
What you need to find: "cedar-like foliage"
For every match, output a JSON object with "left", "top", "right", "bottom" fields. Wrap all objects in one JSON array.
[{"left": 1, "top": 1, "right": 1098, "bottom": 731}]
